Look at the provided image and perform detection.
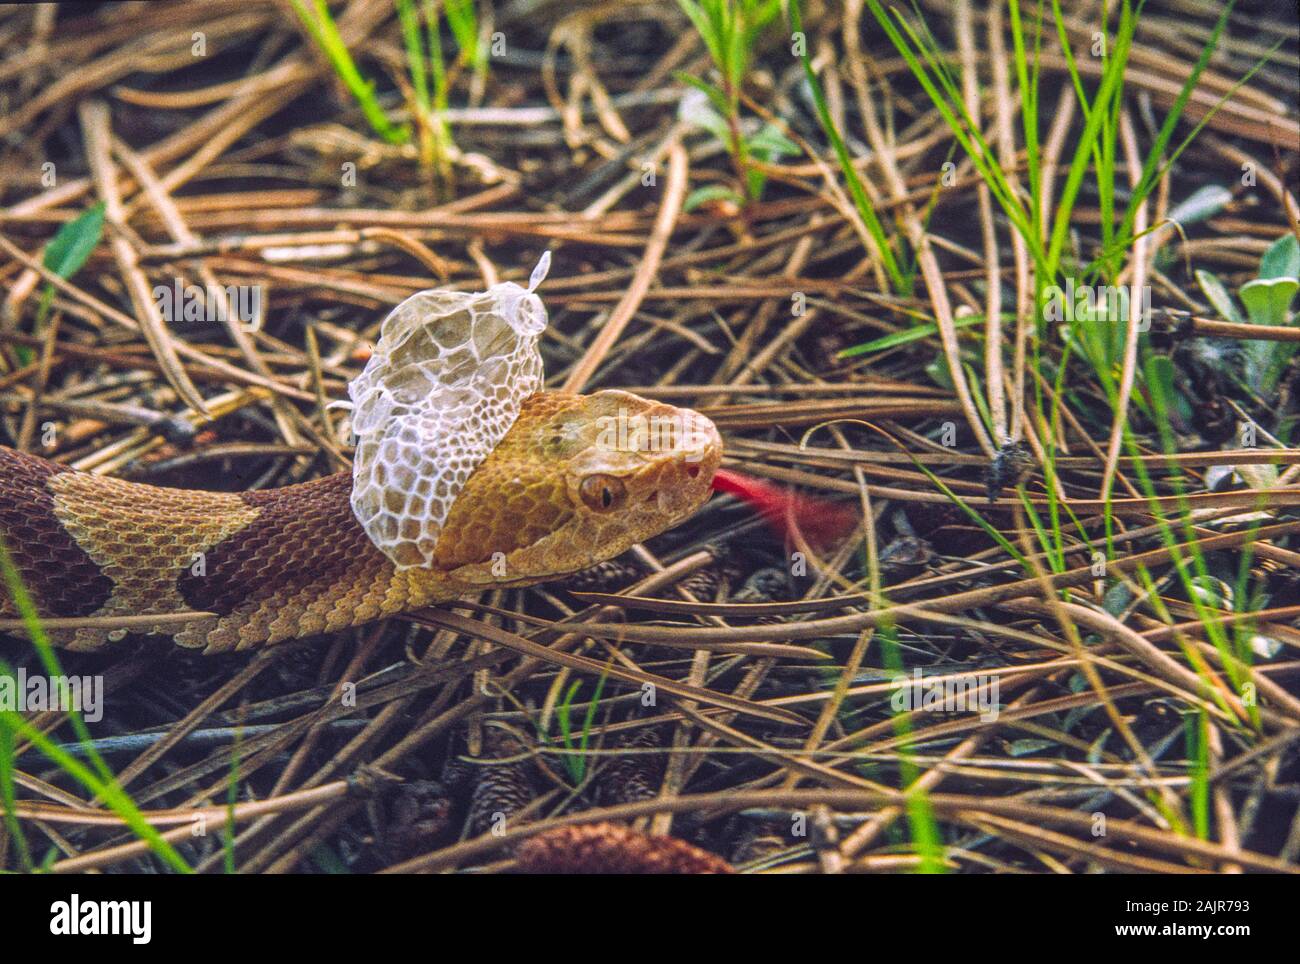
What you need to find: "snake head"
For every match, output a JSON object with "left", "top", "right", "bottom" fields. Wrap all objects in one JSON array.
[
  {"left": 343, "top": 255, "right": 721, "bottom": 582},
  {"left": 433, "top": 390, "right": 722, "bottom": 586}
]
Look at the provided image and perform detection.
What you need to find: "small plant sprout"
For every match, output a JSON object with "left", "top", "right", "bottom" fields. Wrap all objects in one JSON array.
[
  {"left": 289, "top": 0, "right": 487, "bottom": 178},
  {"left": 675, "top": 0, "right": 794, "bottom": 206}
]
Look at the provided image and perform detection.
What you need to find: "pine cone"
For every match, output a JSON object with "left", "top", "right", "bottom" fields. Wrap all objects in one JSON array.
[
  {"left": 439, "top": 751, "right": 477, "bottom": 799},
  {"left": 379, "top": 780, "right": 455, "bottom": 861},
  {"left": 730, "top": 819, "right": 790, "bottom": 866},
  {"left": 561, "top": 557, "right": 646, "bottom": 593},
  {"left": 515, "top": 822, "right": 734, "bottom": 874},
  {"left": 733, "top": 566, "right": 791, "bottom": 626},
  {"left": 594, "top": 729, "right": 662, "bottom": 807},
  {"left": 677, "top": 566, "right": 723, "bottom": 600},
  {"left": 466, "top": 730, "right": 539, "bottom": 837}
]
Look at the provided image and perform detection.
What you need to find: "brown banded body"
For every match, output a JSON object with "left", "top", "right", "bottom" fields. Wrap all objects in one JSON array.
[{"left": 0, "top": 391, "right": 721, "bottom": 653}]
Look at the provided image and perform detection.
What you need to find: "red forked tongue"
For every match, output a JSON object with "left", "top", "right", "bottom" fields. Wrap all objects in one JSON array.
[{"left": 711, "top": 469, "right": 857, "bottom": 547}]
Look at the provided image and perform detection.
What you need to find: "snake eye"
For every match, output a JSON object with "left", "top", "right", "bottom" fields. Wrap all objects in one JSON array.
[{"left": 579, "top": 474, "right": 626, "bottom": 512}]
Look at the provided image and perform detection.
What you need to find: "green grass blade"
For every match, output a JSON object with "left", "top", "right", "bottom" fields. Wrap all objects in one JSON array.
[
  {"left": 0, "top": 539, "right": 191, "bottom": 872},
  {"left": 789, "top": 0, "right": 907, "bottom": 294}
]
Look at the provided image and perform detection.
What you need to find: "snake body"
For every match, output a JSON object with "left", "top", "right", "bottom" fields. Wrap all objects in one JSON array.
[{"left": 0, "top": 390, "right": 720, "bottom": 653}]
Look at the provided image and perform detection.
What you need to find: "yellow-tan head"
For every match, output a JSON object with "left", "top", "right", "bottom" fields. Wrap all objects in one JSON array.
[{"left": 433, "top": 390, "right": 721, "bottom": 586}]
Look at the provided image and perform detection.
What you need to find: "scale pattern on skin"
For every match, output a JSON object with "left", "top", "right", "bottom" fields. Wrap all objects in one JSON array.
[
  {"left": 0, "top": 257, "right": 722, "bottom": 653},
  {"left": 0, "top": 394, "right": 720, "bottom": 652}
]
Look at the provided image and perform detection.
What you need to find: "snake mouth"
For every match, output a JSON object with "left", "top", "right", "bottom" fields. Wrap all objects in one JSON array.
[{"left": 646, "top": 405, "right": 721, "bottom": 520}]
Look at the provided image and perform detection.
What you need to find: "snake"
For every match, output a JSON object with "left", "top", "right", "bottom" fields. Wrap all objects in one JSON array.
[{"left": 0, "top": 256, "right": 722, "bottom": 653}]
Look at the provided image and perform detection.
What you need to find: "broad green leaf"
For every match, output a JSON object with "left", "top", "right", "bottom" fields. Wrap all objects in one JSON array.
[
  {"left": 1239, "top": 276, "right": 1298, "bottom": 328},
  {"left": 43, "top": 202, "right": 105, "bottom": 279},
  {"left": 1258, "top": 233, "right": 1300, "bottom": 281},
  {"left": 1102, "top": 580, "right": 1133, "bottom": 616},
  {"left": 1167, "top": 184, "right": 1232, "bottom": 226},
  {"left": 747, "top": 121, "right": 799, "bottom": 160},
  {"left": 1195, "top": 268, "right": 1243, "bottom": 323},
  {"left": 676, "top": 80, "right": 731, "bottom": 141},
  {"left": 684, "top": 184, "right": 744, "bottom": 212}
]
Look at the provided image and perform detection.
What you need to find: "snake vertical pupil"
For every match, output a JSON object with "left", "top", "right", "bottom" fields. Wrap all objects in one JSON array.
[{"left": 580, "top": 474, "right": 626, "bottom": 512}]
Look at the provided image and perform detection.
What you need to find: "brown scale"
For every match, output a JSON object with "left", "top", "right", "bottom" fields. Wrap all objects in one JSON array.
[
  {"left": 432, "top": 446, "right": 573, "bottom": 570},
  {"left": 0, "top": 448, "right": 113, "bottom": 618},
  {"left": 176, "top": 473, "right": 381, "bottom": 616},
  {"left": 0, "top": 388, "right": 721, "bottom": 651}
]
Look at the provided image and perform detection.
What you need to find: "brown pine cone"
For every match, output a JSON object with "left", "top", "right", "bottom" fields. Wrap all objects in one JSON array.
[
  {"left": 734, "top": 566, "right": 790, "bottom": 602},
  {"left": 466, "top": 730, "right": 539, "bottom": 837},
  {"left": 561, "top": 557, "right": 646, "bottom": 593},
  {"left": 515, "top": 822, "right": 734, "bottom": 874},
  {"left": 594, "top": 729, "right": 662, "bottom": 807},
  {"left": 730, "top": 819, "right": 791, "bottom": 866},
  {"left": 676, "top": 566, "right": 723, "bottom": 601},
  {"left": 378, "top": 780, "right": 455, "bottom": 862}
]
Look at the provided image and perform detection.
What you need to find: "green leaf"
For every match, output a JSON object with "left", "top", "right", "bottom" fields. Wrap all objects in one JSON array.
[
  {"left": 1258, "top": 233, "right": 1300, "bottom": 281},
  {"left": 792, "top": 0, "right": 908, "bottom": 294},
  {"left": 838, "top": 312, "right": 985, "bottom": 359},
  {"left": 43, "top": 203, "right": 105, "bottom": 279},
  {"left": 684, "top": 184, "right": 744, "bottom": 212},
  {"left": 1102, "top": 580, "right": 1133, "bottom": 617},
  {"left": 444, "top": 0, "right": 480, "bottom": 63},
  {"left": 746, "top": 121, "right": 799, "bottom": 160},
  {"left": 676, "top": 78, "right": 731, "bottom": 142},
  {"left": 674, "top": 0, "right": 722, "bottom": 67},
  {"left": 1239, "top": 277, "right": 1298, "bottom": 328},
  {"left": 925, "top": 355, "right": 954, "bottom": 390},
  {"left": 1195, "top": 268, "right": 1243, "bottom": 324},
  {"left": 1062, "top": 704, "right": 1097, "bottom": 733},
  {"left": 1167, "top": 184, "right": 1232, "bottom": 226}
]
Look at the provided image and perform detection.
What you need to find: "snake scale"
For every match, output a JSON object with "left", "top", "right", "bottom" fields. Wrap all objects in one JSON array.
[{"left": 0, "top": 257, "right": 722, "bottom": 653}]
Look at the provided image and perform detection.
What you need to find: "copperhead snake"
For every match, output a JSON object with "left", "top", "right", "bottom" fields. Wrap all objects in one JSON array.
[{"left": 0, "top": 256, "right": 721, "bottom": 652}]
